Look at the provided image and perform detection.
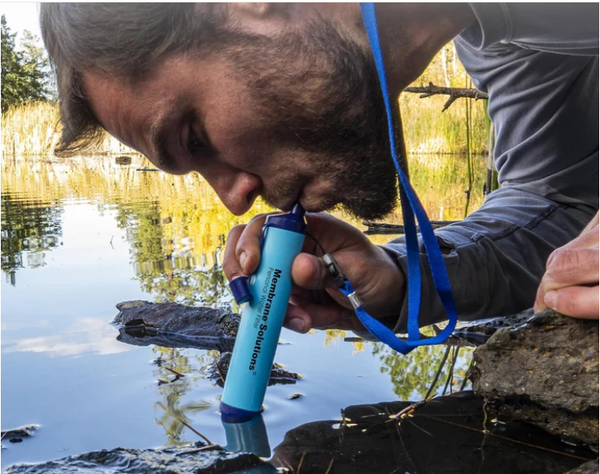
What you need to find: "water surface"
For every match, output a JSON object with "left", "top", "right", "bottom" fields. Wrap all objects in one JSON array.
[{"left": 1, "top": 154, "right": 484, "bottom": 469}]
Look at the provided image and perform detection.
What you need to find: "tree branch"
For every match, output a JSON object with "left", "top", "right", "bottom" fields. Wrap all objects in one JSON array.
[{"left": 404, "top": 82, "right": 488, "bottom": 112}]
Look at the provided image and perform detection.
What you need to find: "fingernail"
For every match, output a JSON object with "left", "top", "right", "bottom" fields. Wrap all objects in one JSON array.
[
  {"left": 239, "top": 252, "right": 247, "bottom": 271},
  {"left": 289, "top": 318, "right": 305, "bottom": 333},
  {"left": 544, "top": 291, "right": 558, "bottom": 310}
]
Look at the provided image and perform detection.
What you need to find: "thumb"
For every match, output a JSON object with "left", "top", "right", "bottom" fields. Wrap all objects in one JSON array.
[{"left": 292, "top": 253, "right": 333, "bottom": 290}]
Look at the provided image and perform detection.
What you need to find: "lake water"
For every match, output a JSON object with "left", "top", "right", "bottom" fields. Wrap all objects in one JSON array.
[{"left": 1, "top": 154, "right": 485, "bottom": 469}]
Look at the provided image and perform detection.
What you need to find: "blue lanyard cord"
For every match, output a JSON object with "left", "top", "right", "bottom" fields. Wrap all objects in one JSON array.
[{"left": 334, "top": 3, "right": 458, "bottom": 354}]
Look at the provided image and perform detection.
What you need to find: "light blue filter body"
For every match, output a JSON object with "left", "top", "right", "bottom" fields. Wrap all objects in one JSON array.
[{"left": 221, "top": 224, "right": 305, "bottom": 414}]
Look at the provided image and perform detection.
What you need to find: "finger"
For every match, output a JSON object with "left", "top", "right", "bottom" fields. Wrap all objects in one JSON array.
[
  {"left": 544, "top": 285, "right": 599, "bottom": 319},
  {"left": 541, "top": 248, "right": 599, "bottom": 294},
  {"left": 234, "top": 213, "right": 270, "bottom": 275},
  {"left": 582, "top": 212, "right": 599, "bottom": 233},
  {"left": 533, "top": 282, "right": 547, "bottom": 313},
  {"left": 287, "top": 295, "right": 363, "bottom": 331},
  {"left": 284, "top": 302, "right": 312, "bottom": 334},
  {"left": 302, "top": 212, "right": 371, "bottom": 254},
  {"left": 560, "top": 228, "right": 599, "bottom": 252},
  {"left": 292, "top": 253, "right": 334, "bottom": 290},
  {"left": 223, "top": 224, "right": 247, "bottom": 281}
]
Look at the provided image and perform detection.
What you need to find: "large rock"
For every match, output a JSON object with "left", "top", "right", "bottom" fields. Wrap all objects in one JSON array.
[
  {"left": 112, "top": 300, "right": 240, "bottom": 352},
  {"left": 4, "top": 444, "right": 269, "bottom": 474},
  {"left": 469, "top": 310, "right": 599, "bottom": 445}
]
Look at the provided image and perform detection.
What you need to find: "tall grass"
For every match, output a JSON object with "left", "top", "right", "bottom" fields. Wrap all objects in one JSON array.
[
  {"left": 1, "top": 101, "right": 135, "bottom": 157},
  {"left": 2, "top": 44, "right": 490, "bottom": 157},
  {"left": 401, "top": 44, "right": 490, "bottom": 155},
  {"left": 1, "top": 102, "right": 60, "bottom": 156}
]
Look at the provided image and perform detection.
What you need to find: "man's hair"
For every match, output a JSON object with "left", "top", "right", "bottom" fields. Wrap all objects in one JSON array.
[{"left": 40, "top": 3, "right": 226, "bottom": 156}]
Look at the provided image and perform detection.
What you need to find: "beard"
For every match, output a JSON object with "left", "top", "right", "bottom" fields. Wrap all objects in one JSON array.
[{"left": 214, "top": 19, "right": 399, "bottom": 220}]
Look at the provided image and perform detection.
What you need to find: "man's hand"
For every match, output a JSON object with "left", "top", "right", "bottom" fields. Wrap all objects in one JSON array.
[
  {"left": 223, "top": 212, "right": 405, "bottom": 333},
  {"left": 534, "top": 211, "right": 599, "bottom": 319}
]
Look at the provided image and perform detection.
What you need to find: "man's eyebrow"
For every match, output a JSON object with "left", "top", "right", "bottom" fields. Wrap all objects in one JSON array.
[{"left": 150, "top": 117, "right": 176, "bottom": 172}]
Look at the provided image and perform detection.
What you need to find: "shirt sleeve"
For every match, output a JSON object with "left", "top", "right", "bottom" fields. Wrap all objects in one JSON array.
[
  {"left": 383, "top": 187, "right": 596, "bottom": 332},
  {"left": 467, "top": 3, "right": 599, "bottom": 56}
]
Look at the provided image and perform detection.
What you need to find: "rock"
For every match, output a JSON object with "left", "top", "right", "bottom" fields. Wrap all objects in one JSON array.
[
  {"left": 1, "top": 425, "right": 39, "bottom": 440},
  {"left": 112, "top": 300, "right": 239, "bottom": 352},
  {"left": 113, "top": 301, "right": 302, "bottom": 385},
  {"left": 4, "top": 444, "right": 268, "bottom": 474},
  {"left": 1, "top": 425, "right": 39, "bottom": 448},
  {"left": 271, "top": 391, "right": 595, "bottom": 474},
  {"left": 469, "top": 309, "right": 599, "bottom": 445},
  {"left": 452, "top": 309, "right": 535, "bottom": 344},
  {"left": 565, "top": 459, "right": 599, "bottom": 474},
  {"left": 207, "top": 352, "right": 302, "bottom": 388}
]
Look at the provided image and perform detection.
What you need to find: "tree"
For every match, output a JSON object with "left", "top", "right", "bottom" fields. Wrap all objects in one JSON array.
[{"left": 1, "top": 15, "right": 50, "bottom": 112}]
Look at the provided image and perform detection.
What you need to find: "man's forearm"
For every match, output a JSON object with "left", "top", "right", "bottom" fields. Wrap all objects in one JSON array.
[{"left": 384, "top": 187, "right": 597, "bottom": 332}]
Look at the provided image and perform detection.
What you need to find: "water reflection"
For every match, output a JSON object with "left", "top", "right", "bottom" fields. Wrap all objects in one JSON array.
[
  {"left": 2, "top": 318, "right": 131, "bottom": 357},
  {"left": 151, "top": 346, "right": 220, "bottom": 446},
  {"left": 1, "top": 154, "right": 486, "bottom": 469},
  {"left": 374, "top": 342, "right": 473, "bottom": 400},
  {"left": 1, "top": 191, "right": 63, "bottom": 285},
  {"left": 1, "top": 154, "right": 487, "bottom": 284}
]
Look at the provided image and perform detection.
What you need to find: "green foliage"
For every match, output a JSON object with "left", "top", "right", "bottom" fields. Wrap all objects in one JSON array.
[
  {"left": 1, "top": 15, "right": 51, "bottom": 112},
  {"left": 1, "top": 191, "right": 63, "bottom": 285}
]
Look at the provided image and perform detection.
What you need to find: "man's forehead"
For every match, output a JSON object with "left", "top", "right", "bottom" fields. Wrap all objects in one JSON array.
[{"left": 82, "top": 69, "right": 171, "bottom": 154}]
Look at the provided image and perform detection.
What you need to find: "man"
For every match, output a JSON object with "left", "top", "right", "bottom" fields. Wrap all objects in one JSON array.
[{"left": 40, "top": 4, "right": 598, "bottom": 340}]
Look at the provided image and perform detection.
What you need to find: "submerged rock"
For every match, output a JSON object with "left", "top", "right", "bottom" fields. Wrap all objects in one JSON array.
[
  {"left": 113, "top": 301, "right": 302, "bottom": 386},
  {"left": 1, "top": 425, "right": 39, "bottom": 449},
  {"left": 207, "top": 352, "right": 302, "bottom": 388},
  {"left": 1, "top": 425, "right": 39, "bottom": 441},
  {"left": 565, "top": 459, "right": 599, "bottom": 474},
  {"left": 112, "top": 300, "right": 239, "bottom": 352},
  {"left": 470, "top": 309, "right": 599, "bottom": 445},
  {"left": 272, "top": 391, "right": 595, "bottom": 474},
  {"left": 4, "top": 444, "right": 268, "bottom": 474}
]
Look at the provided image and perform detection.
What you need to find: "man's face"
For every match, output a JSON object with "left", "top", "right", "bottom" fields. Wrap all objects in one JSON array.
[{"left": 84, "top": 15, "right": 398, "bottom": 220}]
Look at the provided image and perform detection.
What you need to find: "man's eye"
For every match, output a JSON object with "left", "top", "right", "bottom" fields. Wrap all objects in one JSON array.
[{"left": 187, "top": 128, "right": 205, "bottom": 155}]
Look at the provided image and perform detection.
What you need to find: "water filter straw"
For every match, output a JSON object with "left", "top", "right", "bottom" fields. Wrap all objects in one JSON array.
[{"left": 221, "top": 204, "right": 306, "bottom": 422}]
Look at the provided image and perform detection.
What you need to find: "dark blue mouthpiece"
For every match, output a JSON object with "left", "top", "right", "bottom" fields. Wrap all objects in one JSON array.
[
  {"left": 266, "top": 202, "right": 306, "bottom": 234},
  {"left": 228, "top": 203, "right": 305, "bottom": 305}
]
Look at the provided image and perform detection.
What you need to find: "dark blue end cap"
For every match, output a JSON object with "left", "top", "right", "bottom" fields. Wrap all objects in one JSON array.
[
  {"left": 229, "top": 277, "right": 252, "bottom": 305},
  {"left": 220, "top": 401, "right": 262, "bottom": 423},
  {"left": 265, "top": 202, "right": 306, "bottom": 234}
]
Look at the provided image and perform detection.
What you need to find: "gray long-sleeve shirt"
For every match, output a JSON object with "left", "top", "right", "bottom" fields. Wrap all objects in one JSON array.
[{"left": 385, "top": 3, "right": 599, "bottom": 331}]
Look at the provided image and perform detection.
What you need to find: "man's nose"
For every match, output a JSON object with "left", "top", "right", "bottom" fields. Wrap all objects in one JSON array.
[{"left": 200, "top": 163, "right": 262, "bottom": 216}]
